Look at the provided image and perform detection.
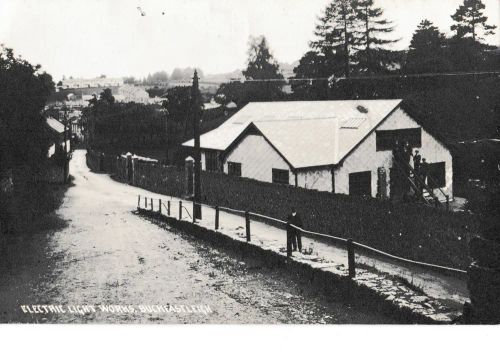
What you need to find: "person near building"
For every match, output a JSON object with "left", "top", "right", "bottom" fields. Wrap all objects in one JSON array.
[{"left": 286, "top": 207, "right": 303, "bottom": 256}]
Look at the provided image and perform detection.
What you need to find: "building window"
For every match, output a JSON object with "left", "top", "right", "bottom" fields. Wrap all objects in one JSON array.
[
  {"left": 376, "top": 128, "right": 422, "bottom": 151},
  {"left": 227, "top": 162, "right": 241, "bottom": 177},
  {"left": 272, "top": 168, "right": 289, "bottom": 185},
  {"left": 349, "top": 171, "right": 372, "bottom": 196},
  {"left": 427, "top": 162, "right": 446, "bottom": 188},
  {"left": 205, "top": 151, "right": 219, "bottom": 172}
]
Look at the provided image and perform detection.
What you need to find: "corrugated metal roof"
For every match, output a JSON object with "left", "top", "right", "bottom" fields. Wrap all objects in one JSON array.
[{"left": 183, "top": 99, "right": 402, "bottom": 168}]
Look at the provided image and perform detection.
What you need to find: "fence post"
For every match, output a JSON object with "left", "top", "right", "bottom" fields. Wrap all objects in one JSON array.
[
  {"left": 347, "top": 239, "right": 356, "bottom": 279},
  {"left": 137, "top": 195, "right": 140, "bottom": 210},
  {"left": 150, "top": 198, "right": 153, "bottom": 212},
  {"left": 179, "top": 201, "right": 183, "bottom": 220},
  {"left": 159, "top": 199, "right": 162, "bottom": 214},
  {"left": 245, "top": 211, "right": 251, "bottom": 242},
  {"left": 215, "top": 206, "right": 219, "bottom": 230},
  {"left": 167, "top": 200, "right": 171, "bottom": 216},
  {"left": 446, "top": 195, "right": 450, "bottom": 211},
  {"left": 192, "top": 202, "right": 196, "bottom": 223},
  {"left": 144, "top": 197, "right": 147, "bottom": 209}
]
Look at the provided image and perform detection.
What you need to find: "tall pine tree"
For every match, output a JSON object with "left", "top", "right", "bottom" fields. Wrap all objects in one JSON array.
[
  {"left": 404, "top": 20, "right": 451, "bottom": 73},
  {"left": 451, "top": 0, "right": 496, "bottom": 42},
  {"left": 354, "top": 0, "right": 399, "bottom": 73},
  {"left": 243, "top": 36, "right": 283, "bottom": 80},
  {"left": 450, "top": 0, "right": 497, "bottom": 70},
  {"left": 240, "top": 35, "right": 284, "bottom": 101},
  {"left": 310, "top": 0, "right": 359, "bottom": 77}
]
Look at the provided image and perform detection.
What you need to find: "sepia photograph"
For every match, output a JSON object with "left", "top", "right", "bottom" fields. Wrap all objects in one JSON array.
[{"left": 0, "top": 0, "right": 499, "bottom": 338}]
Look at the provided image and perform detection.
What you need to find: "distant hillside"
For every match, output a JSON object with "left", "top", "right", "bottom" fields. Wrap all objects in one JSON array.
[
  {"left": 170, "top": 67, "right": 204, "bottom": 81},
  {"left": 204, "top": 70, "right": 243, "bottom": 83}
]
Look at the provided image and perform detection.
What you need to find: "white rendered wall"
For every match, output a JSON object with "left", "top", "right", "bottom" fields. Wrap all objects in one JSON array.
[
  {"left": 296, "top": 168, "right": 332, "bottom": 192},
  {"left": 334, "top": 108, "right": 453, "bottom": 200},
  {"left": 223, "top": 135, "right": 294, "bottom": 184}
]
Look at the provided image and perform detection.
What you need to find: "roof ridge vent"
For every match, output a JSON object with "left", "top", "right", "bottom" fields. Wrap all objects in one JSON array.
[{"left": 357, "top": 105, "right": 368, "bottom": 113}]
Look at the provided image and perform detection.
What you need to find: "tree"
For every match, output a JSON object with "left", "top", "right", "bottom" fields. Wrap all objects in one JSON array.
[
  {"left": 291, "top": 51, "right": 332, "bottom": 99},
  {"left": 311, "top": 0, "right": 359, "bottom": 77},
  {"left": 243, "top": 35, "right": 283, "bottom": 80},
  {"left": 354, "top": 0, "right": 398, "bottom": 73},
  {"left": 404, "top": 20, "right": 451, "bottom": 73},
  {"left": 82, "top": 101, "right": 166, "bottom": 150},
  {"left": 170, "top": 68, "right": 184, "bottom": 81},
  {"left": 451, "top": 0, "right": 496, "bottom": 42},
  {"left": 146, "top": 86, "right": 167, "bottom": 98},
  {"left": 170, "top": 67, "right": 203, "bottom": 81},
  {"left": 161, "top": 86, "right": 192, "bottom": 124},
  {"left": 151, "top": 71, "right": 169, "bottom": 84},
  {"left": 123, "top": 76, "right": 136, "bottom": 84},
  {"left": 448, "top": 0, "right": 497, "bottom": 71},
  {"left": 239, "top": 35, "right": 284, "bottom": 101},
  {"left": 99, "top": 88, "right": 115, "bottom": 104},
  {"left": 0, "top": 45, "right": 54, "bottom": 171}
]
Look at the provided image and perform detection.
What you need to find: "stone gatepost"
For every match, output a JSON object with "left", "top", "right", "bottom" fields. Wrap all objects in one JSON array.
[
  {"left": 131, "top": 155, "right": 138, "bottom": 186},
  {"left": 125, "top": 152, "right": 133, "bottom": 184},
  {"left": 185, "top": 156, "right": 194, "bottom": 198},
  {"left": 466, "top": 191, "right": 500, "bottom": 323},
  {"left": 99, "top": 152, "right": 104, "bottom": 172}
]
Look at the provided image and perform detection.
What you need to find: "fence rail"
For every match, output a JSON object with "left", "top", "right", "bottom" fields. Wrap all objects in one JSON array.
[{"left": 137, "top": 195, "right": 467, "bottom": 279}]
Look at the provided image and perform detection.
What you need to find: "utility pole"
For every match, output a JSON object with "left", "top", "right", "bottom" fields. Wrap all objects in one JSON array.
[
  {"left": 192, "top": 70, "right": 202, "bottom": 220},
  {"left": 162, "top": 107, "right": 169, "bottom": 165},
  {"left": 62, "top": 104, "right": 69, "bottom": 183}
]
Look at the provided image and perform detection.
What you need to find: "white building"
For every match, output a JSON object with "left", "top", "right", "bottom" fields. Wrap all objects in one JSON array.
[
  {"left": 60, "top": 77, "right": 124, "bottom": 89},
  {"left": 46, "top": 117, "right": 70, "bottom": 157},
  {"left": 183, "top": 100, "right": 452, "bottom": 200}
]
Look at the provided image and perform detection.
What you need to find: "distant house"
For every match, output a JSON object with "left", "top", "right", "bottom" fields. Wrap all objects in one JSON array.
[
  {"left": 61, "top": 77, "right": 124, "bottom": 90},
  {"left": 45, "top": 117, "right": 70, "bottom": 157},
  {"left": 183, "top": 100, "right": 453, "bottom": 200},
  {"left": 203, "top": 99, "right": 221, "bottom": 110},
  {"left": 117, "top": 84, "right": 150, "bottom": 104}
]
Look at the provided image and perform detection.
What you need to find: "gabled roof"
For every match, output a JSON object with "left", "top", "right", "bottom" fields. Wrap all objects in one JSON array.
[{"left": 183, "top": 99, "right": 403, "bottom": 169}]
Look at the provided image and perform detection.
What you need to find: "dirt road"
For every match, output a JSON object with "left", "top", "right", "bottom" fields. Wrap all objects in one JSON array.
[{"left": 0, "top": 150, "right": 396, "bottom": 323}]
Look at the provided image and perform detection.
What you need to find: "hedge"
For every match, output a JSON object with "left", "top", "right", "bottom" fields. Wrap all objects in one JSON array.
[
  {"left": 87, "top": 151, "right": 478, "bottom": 269},
  {"left": 200, "top": 172, "right": 478, "bottom": 269}
]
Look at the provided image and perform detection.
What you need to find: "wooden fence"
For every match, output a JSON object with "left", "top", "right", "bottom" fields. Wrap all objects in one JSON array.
[{"left": 87, "top": 150, "right": 478, "bottom": 269}]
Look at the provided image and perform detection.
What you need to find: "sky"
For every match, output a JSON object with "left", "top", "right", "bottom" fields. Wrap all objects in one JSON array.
[{"left": 0, "top": 0, "right": 498, "bottom": 80}]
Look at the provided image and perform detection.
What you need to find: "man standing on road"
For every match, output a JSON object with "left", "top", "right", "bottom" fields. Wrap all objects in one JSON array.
[{"left": 287, "top": 207, "right": 303, "bottom": 256}]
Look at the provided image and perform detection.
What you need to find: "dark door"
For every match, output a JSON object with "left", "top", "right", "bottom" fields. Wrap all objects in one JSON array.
[{"left": 349, "top": 171, "right": 372, "bottom": 196}]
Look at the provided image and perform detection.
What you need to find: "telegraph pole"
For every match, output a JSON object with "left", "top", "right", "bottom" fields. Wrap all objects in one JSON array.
[
  {"left": 192, "top": 70, "right": 202, "bottom": 220},
  {"left": 162, "top": 107, "right": 169, "bottom": 165}
]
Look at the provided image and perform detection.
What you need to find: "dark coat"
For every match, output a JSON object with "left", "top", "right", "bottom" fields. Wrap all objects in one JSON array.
[
  {"left": 413, "top": 154, "right": 421, "bottom": 170},
  {"left": 287, "top": 213, "right": 303, "bottom": 235}
]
